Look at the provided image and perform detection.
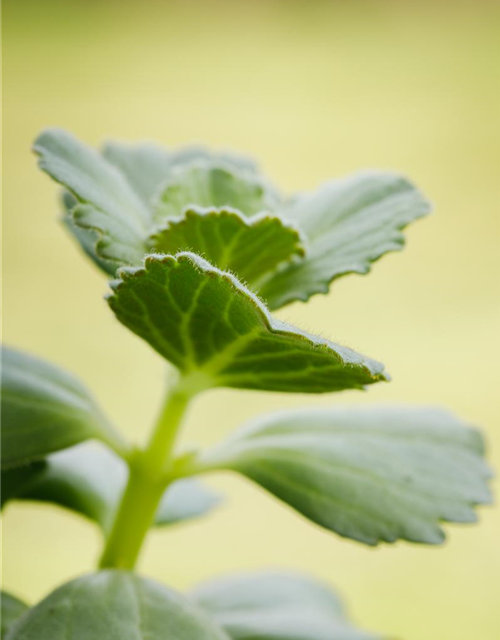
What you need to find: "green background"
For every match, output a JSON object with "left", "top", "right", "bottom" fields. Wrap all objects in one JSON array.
[{"left": 2, "top": 1, "right": 499, "bottom": 638}]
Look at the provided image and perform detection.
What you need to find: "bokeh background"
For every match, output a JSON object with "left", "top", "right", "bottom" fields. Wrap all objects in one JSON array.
[{"left": 2, "top": 0, "right": 499, "bottom": 638}]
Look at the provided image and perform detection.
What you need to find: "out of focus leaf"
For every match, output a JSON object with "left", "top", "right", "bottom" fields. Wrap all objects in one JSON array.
[
  {"left": 1, "top": 442, "right": 221, "bottom": 533},
  {"left": 5, "top": 571, "right": 229, "bottom": 640},
  {"left": 1, "top": 592, "right": 29, "bottom": 638},
  {"left": 190, "top": 406, "right": 492, "bottom": 545},
  {"left": 260, "top": 171, "right": 430, "bottom": 308},
  {"left": 191, "top": 571, "right": 377, "bottom": 640},
  {"left": 1, "top": 346, "right": 125, "bottom": 467}
]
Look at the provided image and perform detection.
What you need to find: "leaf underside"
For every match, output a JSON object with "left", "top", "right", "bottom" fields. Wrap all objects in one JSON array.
[
  {"left": 5, "top": 571, "right": 229, "bottom": 640},
  {"left": 150, "top": 207, "right": 305, "bottom": 289},
  {"left": 108, "top": 253, "right": 387, "bottom": 394},
  {"left": 1, "top": 346, "right": 119, "bottom": 467},
  {"left": 197, "top": 406, "right": 492, "bottom": 545},
  {"left": 191, "top": 571, "right": 377, "bottom": 640},
  {"left": 260, "top": 171, "right": 431, "bottom": 309},
  {"left": 1, "top": 442, "right": 220, "bottom": 533}
]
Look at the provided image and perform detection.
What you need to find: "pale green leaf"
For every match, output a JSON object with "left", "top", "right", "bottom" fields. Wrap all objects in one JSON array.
[
  {"left": 1, "top": 442, "right": 220, "bottom": 533},
  {"left": 191, "top": 571, "right": 377, "bottom": 640},
  {"left": 5, "top": 571, "right": 229, "bottom": 640},
  {"left": 192, "top": 406, "right": 492, "bottom": 545},
  {"left": 260, "top": 172, "right": 431, "bottom": 309},
  {"left": 108, "top": 253, "right": 387, "bottom": 394},
  {"left": 34, "top": 128, "right": 149, "bottom": 268},
  {"left": 151, "top": 208, "right": 305, "bottom": 289},
  {"left": 1, "top": 592, "right": 29, "bottom": 638},
  {"left": 102, "top": 141, "right": 259, "bottom": 207},
  {"left": 1, "top": 347, "right": 126, "bottom": 467},
  {"left": 153, "top": 163, "right": 279, "bottom": 222}
]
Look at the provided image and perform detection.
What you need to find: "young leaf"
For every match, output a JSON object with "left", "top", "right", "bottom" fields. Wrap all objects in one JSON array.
[
  {"left": 4, "top": 571, "right": 230, "bottom": 640},
  {"left": 260, "top": 172, "right": 431, "bottom": 309},
  {"left": 34, "top": 128, "right": 149, "bottom": 268},
  {"left": 1, "top": 442, "right": 220, "bottom": 533},
  {"left": 190, "top": 406, "right": 492, "bottom": 545},
  {"left": 1, "top": 347, "right": 126, "bottom": 467},
  {"left": 151, "top": 207, "right": 305, "bottom": 289},
  {"left": 108, "top": 253, "right": 387, "bottom": 394},
  {"left": 1, "top": 592, "right": 29, "bottom": 638},
  {"left": 191, "top": 571, "right": 377, "bottom": 640},
  {"left": 102, "top": 141, "right": 259, "bottom": 207},
  {"left": 153, "top": 163, "right": 279, "bottom": 222}
]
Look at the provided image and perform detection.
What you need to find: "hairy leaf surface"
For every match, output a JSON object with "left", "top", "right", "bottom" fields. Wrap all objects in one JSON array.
[
  {"left": 5, "top": 571, "right": 229, "bottom": 640},
  {"left": 108, "top": 253, "right": 387, "bottom": 394},
  {"left": 34, "top": 128, "right": 149, "bottom": 268},
  {"left": 1, "top": 443, "right": 220, "bottom": 533},
  {"left": 153, "top": 163, "right": 278, "bottom": 222},
  {"left": 151, "top": 208, "right": 305, "bottom": 289},
  {"left": 193, "top": 406, "right": 492, "bottom": 545},
  {"left": 102, "top": 142, "right": 259, "bottom": 207},
  {"left": 260, "top": 172, "right": 431, "bottom": 308},
  {"left": 191, "top": 571, "right": 376, "bottom": 640},
  {"left": 1, "top": 347, "right": 124, "bottom": 467},
  {"left": 1, "top": 593, "right": 29, "bottom": 638}
]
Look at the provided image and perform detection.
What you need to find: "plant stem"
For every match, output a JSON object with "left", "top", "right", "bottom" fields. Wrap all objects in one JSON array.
[{"left": 99, "top": 374, "right": 192, "bottom": 570}]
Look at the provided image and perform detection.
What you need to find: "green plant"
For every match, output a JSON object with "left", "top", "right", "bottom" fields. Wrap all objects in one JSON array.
[{"left": 1, "top": 129, "right": 492, "bottom": 639}]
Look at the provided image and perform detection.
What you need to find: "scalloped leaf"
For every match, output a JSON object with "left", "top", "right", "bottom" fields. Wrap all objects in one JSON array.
[
  {"left": 153, "top": 163, "right": 279, "bottom": 222},
  {"left": 108, "top": 253, "right": 387, "bottom": 394},
  {"left": 1, "top": 347, "right": 125, "bottom": 468},
  {"left": 260, "top": 171, "right": 431, "bottom": 309},
  {"left": 1, "top": 592, "right": 29, "bottom": 638},
  {"left": 5, "top": 571, "right": 229, "bottom": 640},
  {"left": 102, "top": 141, "right": 259, "bottom": 207},
  {"left": 191, "top": 406, "right": 492, "bottom": 545},
  {"left": 191, "top": 571, "right": 377, "bottom": 640},
  {"left": 150, "top": 207, "right": 305, "bottom": 289},
  {"left": 1, "top": 442, "right": 221, "bottom": 533}
]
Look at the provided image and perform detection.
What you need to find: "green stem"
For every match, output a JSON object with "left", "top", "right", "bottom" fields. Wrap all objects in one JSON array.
[{"left": 99, "top": 375, "right": 192, "bottom": 570}]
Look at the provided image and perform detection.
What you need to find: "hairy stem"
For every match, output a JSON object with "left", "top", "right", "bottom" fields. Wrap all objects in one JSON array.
[{"left": 99, "top": 374, "right": 192, "bottom": 570}]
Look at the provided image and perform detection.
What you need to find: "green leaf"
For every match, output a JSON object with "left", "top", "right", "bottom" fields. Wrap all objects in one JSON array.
[
  {"left": 192, "top": 571, "right": 377, "bottom": 640},
  {"left": 34, "top": 128, "right": 149, "bottom": 268},
  {"left": 153, "top": 163, "right": 279, "bottom": 222},
  {"left": 1, "top": 347, "right": 126, "bottom": 468},
  {"left": 151, "top": 208, "right": 305, "bottom": 289},
  {"left": 259, "top": 172, "right": 431, "bottom": 309},
  {"left": 108, "top": 253, "right": 387, "bottom": 394},
  {"left": 192, "top": 406, "right": 492, "bottom": 545},
  {"left": 1, "top": 592, "right": 29, "bottom": 638},
  {"left": 1, "top": 442, "right": 220, "bottom": 533},
  {"left": 102, "top": 141, "right": 259, "bottom": 207},
  {"left": 5, "top": 571, "right": 229, "bottom": 640}
]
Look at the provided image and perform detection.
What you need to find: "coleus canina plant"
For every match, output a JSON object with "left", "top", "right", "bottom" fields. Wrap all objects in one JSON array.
[{"left": 0, "top": 129, "right": 493, "bottom": 639}]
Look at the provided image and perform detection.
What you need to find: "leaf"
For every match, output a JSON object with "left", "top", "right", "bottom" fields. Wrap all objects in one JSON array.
[
  {"left": 1, "top": 347, "right": 126, "bottom": 468},
  {"left": 34, "top": 128, "right": 149, "bottom": 268},
  {"left": 151, "top": 208, "right": 305, "bottom": 289},
  {"left": 102, "top": 141, "right": 259, "bottom": 207},
  {"left": 192, "top": 406, "right": 492, "bottom": 545},
  {"left": 1, "top": 442, "right": 221, "bottom": 533},
  {"left": 5, "top": 571, "right": 229, "bottom": 640},
  {"left": 1, "top": 592, "right": 29, "bottom": 638},
  {"left": 191, "top": 571, "right": 377, "bottom": 640},
  {"left": 108, "top": 253, "right": 387, "bottom": 394},
  {"left": 153, "top": 163, "right": 279, "bottom": 222},
  {"left": 259, "top": 172, "right": 431, "bottom": 309}
]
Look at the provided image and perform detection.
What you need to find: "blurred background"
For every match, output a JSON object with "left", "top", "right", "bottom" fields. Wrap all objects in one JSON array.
[{"left": 2, "top": 0, "right": 499, "bottom": 638}]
